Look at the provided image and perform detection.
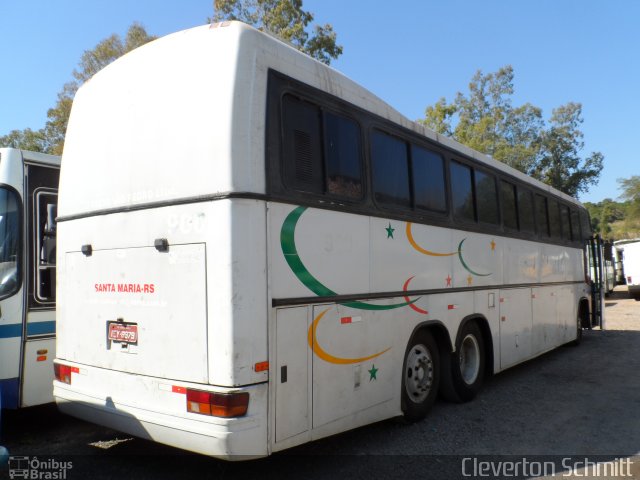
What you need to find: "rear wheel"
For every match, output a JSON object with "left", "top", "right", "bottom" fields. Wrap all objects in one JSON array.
[
  {"left": 440, "top": 321, "right": 485, "bottom": 403},
  {"left": 401, "top": 330, "right": 439, "bottom": 422},
  {"left": 570, "top": 310, "right": 583, "bottom": 346}
]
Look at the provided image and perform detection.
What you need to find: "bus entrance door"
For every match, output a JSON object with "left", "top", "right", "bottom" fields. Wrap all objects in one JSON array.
[{"left": 588, "top": 235, "right": 604, "bottom": 329}]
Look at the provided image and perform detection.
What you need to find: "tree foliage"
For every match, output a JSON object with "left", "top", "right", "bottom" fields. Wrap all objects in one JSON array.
[
  {"left": 583, "top": 177, "right": 640, "bottom": 240},
  {"left": 584, "top": 199, "right": 627, "bottom": 239},
  {"left": 614, "top": 176, "right": 640, "bottom": 238},
  {"left": 420, "top": 65, "right": 603, "bottom": 198},
  {"left": 0, "top": 128, "right": 50, "bottom": 152},
  {"left": 212, "top": 0, "right": 342, "bottom": 64},
  {"left": 1, "top": 23, "right": 156, "bottom": 155}
]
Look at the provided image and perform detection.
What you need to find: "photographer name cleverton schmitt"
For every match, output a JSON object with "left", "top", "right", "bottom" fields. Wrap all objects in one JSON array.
[{"left": 462, "top": 457, "right": 633, "bottom": 477}]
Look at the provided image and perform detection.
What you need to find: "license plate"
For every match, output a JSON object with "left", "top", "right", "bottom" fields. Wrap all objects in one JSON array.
[{"left": 108, "top": 322, "right": 138, "bottom": 344}]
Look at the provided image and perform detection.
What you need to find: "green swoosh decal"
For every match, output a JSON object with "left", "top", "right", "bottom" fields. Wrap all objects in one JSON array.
[
  {"left": 281, "top": 206, "right": 418, "bottom": 311},
  {"left": 458, "top": 238, "right": 492, "bottom": 277}
]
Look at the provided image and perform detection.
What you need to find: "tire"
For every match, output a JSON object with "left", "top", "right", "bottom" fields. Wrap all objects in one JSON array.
[
  {"left": 401, "top": 330, "right": 440, "bottom": 422},
  {"left": 570, "top": 310, "right": 583, "bottom": 346},
  {"left": 440, "top": 321, "right": 485, "bottom": 403}
]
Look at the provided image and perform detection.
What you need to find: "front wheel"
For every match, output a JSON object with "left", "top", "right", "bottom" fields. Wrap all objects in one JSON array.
[
  {"left": 440, "top": 321, "right": 485, "bottom": 403},
  {"left": 401, "top": 330, "right": 440, "bottom": 422}
]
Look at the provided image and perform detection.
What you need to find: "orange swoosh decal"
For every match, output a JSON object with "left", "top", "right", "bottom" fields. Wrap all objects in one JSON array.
[
  {"left": 406, "top": 222, "right": 457, "bottom": 256},
  {"left": 308, "top": 309, "right": 391, "bottom": 364}
]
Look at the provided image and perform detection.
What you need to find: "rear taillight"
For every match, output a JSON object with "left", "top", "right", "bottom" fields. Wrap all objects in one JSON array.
[
  {"left": 54, "top": 363, "right": 78, "bottom": 384},
  {"left": 186, "top": 389, "right": 249, "bottom": 418}
]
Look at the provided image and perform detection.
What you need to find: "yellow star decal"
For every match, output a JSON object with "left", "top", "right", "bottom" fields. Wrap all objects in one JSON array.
[
  {"left": 467, "top": 274, "right": 473, "bottom": 286},
  {"left": 490, "top": 239, "right": 496, "bottom": 251}
]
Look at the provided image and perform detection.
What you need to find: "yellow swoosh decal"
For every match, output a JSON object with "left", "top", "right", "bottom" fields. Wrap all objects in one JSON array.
[
  {"left": 406, "top": 222, "right": 458, "bottom": 256},
  {"left": 308, "top": 309, "right": 391, "bottom": 365}
]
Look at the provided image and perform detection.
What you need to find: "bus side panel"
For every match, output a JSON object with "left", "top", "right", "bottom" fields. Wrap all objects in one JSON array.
[
  {"left": 0, "top": 286, "right": 25, "bottom": 409},
  {"left": 214, "top": 199, "right": 268, "bottom": 386},
  {"left": 269, "top": 204, "right": 370, "bottom": 300},
  {"left": 21, "top": 336, "right": 55, "bottom": 407},
  {"left": 622, "top": 241, "right": 640, "bottom": 299}
]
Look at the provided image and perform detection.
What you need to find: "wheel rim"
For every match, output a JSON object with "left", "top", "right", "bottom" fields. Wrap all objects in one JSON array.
[
  {"left": 405, "top": 344, "right": 434, "bottom": 403},
  {"left": 459, "top": 333, "right": 480, "bottom": 385}
]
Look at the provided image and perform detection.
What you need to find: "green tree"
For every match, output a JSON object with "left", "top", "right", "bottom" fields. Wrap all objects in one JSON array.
[
  {"left": 615, "top": 176, "right": 640, "bottom": 238},
  {"left": 212, "top": 0, "right": 342, "bottom": 64},
  {"left": 421, "top": 66, "right": 544, "bottom": 174},
  {"left": 1, "top": 23, "right": 156, "bottom": 155},
  {"left": 585, "top": 199, "right": 626, "bottom": 239},
  {"left": 532, "top": 103, "right": 603, "bottom": 197},
  {"left": 420, "top": 66, "right": 603, "bottom": 198},
  {"left": 0, "top": 128, "right": 50, "bottom": 152}
]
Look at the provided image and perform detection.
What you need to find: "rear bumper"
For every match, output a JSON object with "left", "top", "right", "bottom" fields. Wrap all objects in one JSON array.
[{"left": 53, "top": 362, "right": 268, "bottom": 460}]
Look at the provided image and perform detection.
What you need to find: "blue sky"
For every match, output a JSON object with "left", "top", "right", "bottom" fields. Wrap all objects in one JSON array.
[{"left": 1, "top": 0, "right": 637, "bottom": 203}]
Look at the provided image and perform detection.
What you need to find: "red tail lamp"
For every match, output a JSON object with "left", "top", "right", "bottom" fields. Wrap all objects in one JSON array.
[
  {"left": 186, "top": 389, "right": 249, "bottom": 418},
  {"left": 54, "top": 363, "right": 79, "bottom": 384}
]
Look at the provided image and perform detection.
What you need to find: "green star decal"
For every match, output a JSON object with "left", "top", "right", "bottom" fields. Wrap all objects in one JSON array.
[
  {"left": 385, "top": 223, "right": 395, "bottom": 239},
  {"left": 368, "top": 364, "right": 378, "bottom": 381}
]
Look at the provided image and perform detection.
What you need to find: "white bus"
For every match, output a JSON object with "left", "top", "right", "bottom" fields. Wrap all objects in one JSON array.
[
  {"left": 0, "top": 148, "right": 59, "bottom": 409},
  {"left": 53, "top": 22, "right": 594, "bottom": 459},
  {"left": 615, "top": 239, "right": 640, "bottom": 300}
]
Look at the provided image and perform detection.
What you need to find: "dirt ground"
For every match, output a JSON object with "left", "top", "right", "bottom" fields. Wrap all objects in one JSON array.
[
  {"left": 1, "top": 285, "right": 639, "bottom": 479},
  {"left": 604, "top": 285, "right": 640, "bottom": 330}
]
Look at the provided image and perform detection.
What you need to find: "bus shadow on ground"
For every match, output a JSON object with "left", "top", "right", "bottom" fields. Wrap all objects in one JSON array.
[{"left": 2, "top": 329, "right": 640, "bottom": 479}]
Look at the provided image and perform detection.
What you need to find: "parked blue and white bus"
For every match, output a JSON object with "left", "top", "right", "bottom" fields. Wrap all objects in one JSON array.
[{"left": 0, "top": 148, "right": 60, "bottom": 409}]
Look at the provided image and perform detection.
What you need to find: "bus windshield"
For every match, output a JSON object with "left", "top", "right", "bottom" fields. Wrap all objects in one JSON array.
[{"left": 0, "top": 187, "right": 20, "bottom": 298}]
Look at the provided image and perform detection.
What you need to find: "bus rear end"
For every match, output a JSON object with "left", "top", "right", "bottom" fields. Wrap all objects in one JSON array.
[
  {"left": 622, "top": 241, "right": 640, "bottom": 300},
  {"left": 53, "top": 23, "right": 270, "bottom": 459}
]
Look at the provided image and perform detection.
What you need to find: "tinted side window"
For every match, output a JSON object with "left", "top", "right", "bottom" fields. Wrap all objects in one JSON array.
[
  {"left": 570, "top": 209, "right": 581, "bottom": 241},
  {"left": 535, "top": 194, "right": 549, "bottom": 237},
  {"left": 282, "top": 95, "right": 323, "bottom": 194},
  {"left": 411, "top": 146, "right": 446, "bottom": 212},
  {"left": 579, "top": 209, "right": 592, "bottom": 240},
  {"left": 518, "top": 188, "right": 535, "bottom": 234},
  {"left": 501, "top": 181, "right": 518, "bottom": 230},
  {"left": 548, "top": 199, "right": 561, "bottom": 239},
  {"left": 560, "top": 204, "right": 571, "bottom": 240},
  {"left": 476, "top": 170, "right": 499, "bottom": 224},
  {"left": 0, "top": 188, "right": 21, "bottom": 299},
  {"left": 371, "top": 130, "right": 410, "bottom": 207},
  {"left": 324, "top": 112, "right": 362, "bottom": 199},
  {"left": 450, "top": 161, "right": 475, "bottom": 221}
]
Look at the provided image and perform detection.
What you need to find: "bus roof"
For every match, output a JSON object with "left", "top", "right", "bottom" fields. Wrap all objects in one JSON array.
[
  {"left": 0, "top": 148, "right": 61, "bottom": 167},
  {"left": 60, "top": 21, "right": 580, "bottom": 218}
]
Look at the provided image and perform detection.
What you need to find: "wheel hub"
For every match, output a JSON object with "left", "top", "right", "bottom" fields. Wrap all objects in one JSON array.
[{"left": 405, "top": 344, "right": 434, "bottom": 402}]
